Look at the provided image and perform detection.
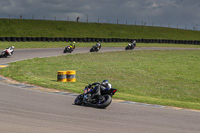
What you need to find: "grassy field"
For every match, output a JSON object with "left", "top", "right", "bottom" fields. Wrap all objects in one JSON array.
[
  {"left": 1, "top": 41, "right": 200, "bottom": 50},
  {"left": 1, "top": 19, "right": 200, "bottom": 40},
  {"left": 1, "top": 49, "right": 200, "bottom": 110}
]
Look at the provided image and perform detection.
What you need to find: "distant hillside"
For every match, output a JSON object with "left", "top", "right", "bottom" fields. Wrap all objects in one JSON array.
[{"left": 0, "top": 19, "right": 200, "bottom": 40}]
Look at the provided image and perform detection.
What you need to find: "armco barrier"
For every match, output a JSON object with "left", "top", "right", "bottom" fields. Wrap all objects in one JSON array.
[
  {"left": 64, "top": 37, "right": 69, "bottom": 42},
  {"left": 11, "top": 37, "right": 16, "bottom": 42},
  {"left": 16, "top": 37, "right": 21, "bottom": 42},
  {"left": 55, "top": 37, "right": 59, "bottom": 42},
  {"left": 76, "top": 38, "right": 81, "bottom": 42},
  {"left": 104, "top": 38, "right": 108, "bottom": 42},
  {"left": 41, "top": 37, "right": 46, "bottom": 42},
  {"left": 31, "top": 37, "right": 36, "bottom": 41},
  {"left": 82, "top": 38, "right": 86, "bottom": 42},
  {"left": 0, "top": 37, "right": 5, "bottom": 41},
  {"left": 60, "top": 37, "right": 64, "bottom": 41},
  {"left": 69, "top": 38, "right": 73, "bottom": 42},
  {"left": 91, "top": 38, "right": 95, "bottom": 42},
  {"left": 5, "top": 37, "right": 11, "bottom": 41},
  {"left": 0, "top": 37, "right": 199, "bottom": 45},
  {"left": 87, "top": 38, "right": 91, "bottom": 42},
  {"left": 50, "top": 37, "right": 55, "bottom": 42},
  {"left": 36, "top": 37, "right": 41, "bottom": 41},
  {"left": 22, "top": 37, "right": 26, "bottom": 42},
  {"left": 46, "top": 37, "right": 50, "bottom": 42},
  {"left": 27, "top": 37, "right": 31, "bottom": 42}
]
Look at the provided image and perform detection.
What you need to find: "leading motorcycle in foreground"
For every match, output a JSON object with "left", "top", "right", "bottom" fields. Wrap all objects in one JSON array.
[{"left": 74, "top": 85, "right": 117, "bottom": 108}]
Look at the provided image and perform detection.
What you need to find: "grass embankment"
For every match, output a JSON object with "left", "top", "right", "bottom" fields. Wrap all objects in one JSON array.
[
  {"left": 1, "top": 49, "right": 200, "bottom": 110},
  {"left": 1, "top": 19, "right": 200, "bottom": 40}
]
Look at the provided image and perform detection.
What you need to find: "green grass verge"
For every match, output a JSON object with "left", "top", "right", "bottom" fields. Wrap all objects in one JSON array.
[
  {"left": 1, "top": 42, "right": 200, "bottom": 50},
  {"left": 1, "top": 49, "right": 200, "bottom": 110},
  {"left": 1, "top": 19, "right": 200, "bottom": 40}
]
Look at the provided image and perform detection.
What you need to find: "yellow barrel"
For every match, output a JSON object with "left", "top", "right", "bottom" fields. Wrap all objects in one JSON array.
[
  {"left": 67, "top": 70, "right": 76, "bottom": 82},
  {"left": 57, "top": 71, "right": 67, "bottom": 82}
]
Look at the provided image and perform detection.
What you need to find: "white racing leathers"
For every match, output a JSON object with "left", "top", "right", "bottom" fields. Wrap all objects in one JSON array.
[{"left": 4, "top": 47, "right": 14, "bottom": 55}]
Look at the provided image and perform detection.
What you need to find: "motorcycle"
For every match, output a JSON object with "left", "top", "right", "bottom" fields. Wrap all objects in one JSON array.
[
  {"left": 90, "top": 45, "right": 101, "bottom": 52},
  {"left": 125, "top": 43, "right": 135, "bottom": 50},
  {"left": 0, "top": 49, "right": 13, "bottom": 58},
  {"left": 63, "top": 46, "right": 74, "bottom": 53},
  {"left": 74, "top": 84, "right": 117, "bottom": 108}
]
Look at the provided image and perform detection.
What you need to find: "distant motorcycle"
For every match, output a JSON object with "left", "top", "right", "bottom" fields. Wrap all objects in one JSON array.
[
  {"left": 90, "top": 43, "right": 101, "bottom": 52},
  {"left": 74, "top": 84, "right": 117, "bottom": 108},
  {"left": 90, "top": 45, "right": 100, "bottom": 52},
  {"left": 125, "top": 43, "right": 135, "bottom": 50},
  {"left": 63, "top": 46, "right": 74, "bottom": 53},
  {"left": 0, "top": 47, "right": 14, "bottom": 58}
]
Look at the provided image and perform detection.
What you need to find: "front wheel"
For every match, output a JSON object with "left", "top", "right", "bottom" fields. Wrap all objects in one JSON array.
[
  {"left": 0, "top": 52, "right": 5, "bottom": 57},
  {"left": 97, "top": 94, "right": 112, "bottom": 108},
  {"left": 90, "top": 48, "right": 94, "bottom": 52},
  {"left": 74, "top": 95, "right": 83, "bottom": 105},
  {"left": 63, "top": 48, "right": 67, "bottom": 53}
]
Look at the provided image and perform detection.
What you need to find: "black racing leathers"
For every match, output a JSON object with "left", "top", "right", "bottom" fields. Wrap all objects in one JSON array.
[{"left": 87, "top": 82, "right": 106, "bottom": 98}]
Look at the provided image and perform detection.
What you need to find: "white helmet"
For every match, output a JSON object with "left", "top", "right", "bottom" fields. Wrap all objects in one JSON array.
[
  {"left": 11, "top": 46, "right": 15, "bottom": 49},
  {"left": 102, "top": 80, "right": 112, "bottom": 90}
]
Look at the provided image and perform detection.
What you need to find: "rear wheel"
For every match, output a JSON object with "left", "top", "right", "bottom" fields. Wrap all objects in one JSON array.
[
  {"left": 90, "top": 48, "right": 94, "bottom": 52},
  {"left": 97, "top": 94, "right": 112, "bottom": 108}
]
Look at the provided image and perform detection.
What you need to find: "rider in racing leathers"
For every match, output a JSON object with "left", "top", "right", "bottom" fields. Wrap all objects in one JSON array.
[
  {"left": 87, "top": 80, "right": 112, "bottom": 99},
  {"left": 131, "top": 40, "right": 136, "bottom": 47},
  {"left": 69, "top": 41, "right": 76, "bottom": 50},
  {"left": 4, "top": 46, "right": 15, "bottom": 55},
  {"left": 96, "top": 41, "right": 101, "bottom": 50}
]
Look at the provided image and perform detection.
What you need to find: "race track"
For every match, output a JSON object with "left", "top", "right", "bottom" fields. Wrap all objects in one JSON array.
[{"left": 0, "top": 47, "right": 200, "bottom": 133}]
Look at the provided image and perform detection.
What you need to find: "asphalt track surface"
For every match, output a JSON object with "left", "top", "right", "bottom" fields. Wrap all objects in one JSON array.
[{"left": 0, "top": 47, "right": 200, "bottom": 133}]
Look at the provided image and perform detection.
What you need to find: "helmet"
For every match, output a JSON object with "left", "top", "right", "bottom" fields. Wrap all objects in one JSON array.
[
  {"left": 102, "top": 80, "right": 109, "bottom": 87},
  {"left": 102, "top": 80, "right": 112, "bottom": 90},
  {"left": 11, "top": 46, "right": 14, "bottom": 49},
  {"left": 73, "top": 41, "right": 75, "bottom": 44}
]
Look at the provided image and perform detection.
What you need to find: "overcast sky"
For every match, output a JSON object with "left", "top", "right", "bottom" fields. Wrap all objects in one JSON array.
[{"left": 0, "top": 0, "right": 200, "bottom": 30}]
